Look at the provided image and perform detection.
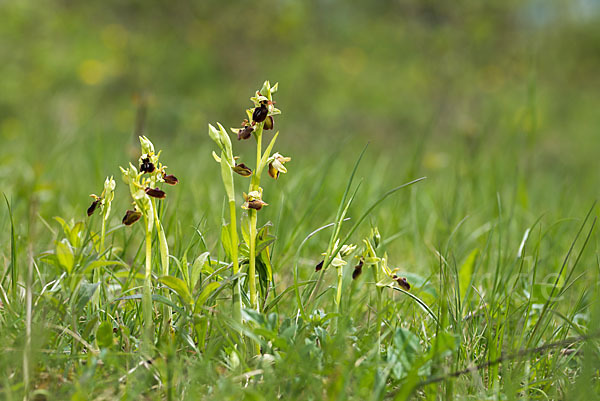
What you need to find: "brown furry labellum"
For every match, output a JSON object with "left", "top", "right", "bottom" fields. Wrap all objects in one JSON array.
[
  {"left": 145, "top": 187, "right": 166, "bottom": 199},
  {"left": 163, "top": 173, "right": 179, "bottom": 185},
  {"left": 315, "top": 260, "right": 324, "bottom": 272},
  {"left": 352, "top": 258, "right": 364, "bottom": 280},
  {"left": 232, "top": 163, "right": 252, "bottom": 177},
  {"left": 87, "top": 199, "right": 100, "bottom": 217},
  {"left": 140, "top": 158, "right": 155, "bottom": 174},
  {"left": 236, "top": 125, "right": 254, "bottom": 140},
  {"left": 392, "top": 274, "right": 410, "bottom": 291},
  {"left": 122, "top": 209, "right": 142, "bottom": 226},
  {"left": 252, "top": 101, "right": 269, "bottom": 123},
  {"left": 247, "top": 199, "right": 267, "bottom": 210}
]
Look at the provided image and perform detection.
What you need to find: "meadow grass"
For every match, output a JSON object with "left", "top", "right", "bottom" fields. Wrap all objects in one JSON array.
[
  {"left": 2, "top": 1, "right": 600, "bottom": 399},
  {"left": 1, "top": 79, "right": 599, "bottom": 401}
]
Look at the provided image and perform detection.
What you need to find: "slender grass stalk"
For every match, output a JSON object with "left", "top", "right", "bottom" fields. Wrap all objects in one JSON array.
[
  {"left": 23, "top": 245, "right": 33, "bottom": 401},
  {"left": 3, "top": 195, "right": 18, "bottom": 297}
]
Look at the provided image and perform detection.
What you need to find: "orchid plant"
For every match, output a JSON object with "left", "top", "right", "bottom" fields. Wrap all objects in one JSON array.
[
  {"left": 120, "top": 135, "right": 178, "bottom": 354},
  {"left": 208, "top": 81, "right": 290, "bottom": 328}
]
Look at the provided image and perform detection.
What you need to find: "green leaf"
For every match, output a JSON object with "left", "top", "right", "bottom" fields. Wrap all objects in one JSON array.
[
  {"left": 256, "top": 255, "right": 272, "bottom": 298},
  {"left": 157, "top": 221, "right": 169, "bottom": 276},
  {"left": 114, "top": 271, "right": 145, "bottom": 280},
  {"left": 54, "top": 216, "right": 71, "bottom": 238},
  {"left": 255, "top": 235, "right": 275, "bottom": 256},
  {"left": 258, "top": 132, "right": 279, "bottom": 174},
  {"left": 74, "top": 282, "right": 99, "bottom": 312},
  {"left": 194, "top": 281, "right": 221, "bottom": 313},
  {"left": 55, "top": 240, "right": 74, "bottom": 274},
  {"left": 390, "top": 327, "right": 421, "bottom": 380},
  {"left": 69, "top": 221, "right": 85, "bottom": 248},
  {"left": 459, "top": 248, "right": 478, "bottom": 303},
  {"left": 83, "top": 260, "right": 129, "bottom": 274},
  {"left": 220, "top": 151, "right": 235, "bottom": 202},
  {"left": 221, "top": 223, "right": 232, "bottom": 260},
  {"left": 240, "top": 215, "right": 251, "bottom": 247},
  {"left": 96, "top": 321, "right": 114, "bottom": 348},
  {"left": 159, "top": 276, "right": 193, "bottom": 307},
  {"left": 114, "top": 294, "right": 186, "bottom": 315},
  {"left": 191, "top": 252, "right": 209, "bottom": 290}
]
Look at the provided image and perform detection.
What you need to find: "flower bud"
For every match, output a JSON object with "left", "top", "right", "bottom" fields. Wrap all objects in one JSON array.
[
  {"left": 139, "top": 136, "right": 155, "bottom": 155},
  {"left": 263, "top": 116, "right": 274, "bottom": 130}
]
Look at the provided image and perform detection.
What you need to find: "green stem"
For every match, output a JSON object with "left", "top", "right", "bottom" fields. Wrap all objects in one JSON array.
[
  {"left": 248, "top": 127, "right": 264, "bottom": 356},
  {"left": 374, "top": 265, "right": 382, "bottom": 361},
  {"left": 335, "top": 267, "right": 343, "bottom": 331},
  {"left": 249, "top": 210, "right": 258, "bottom": 310},
  {"left": 142, "top": 222, "right": 154, "bottom": 355},
  {"left": 229, "top": 200, "right": 242, "bottom": 323},
  {"left": 100, "top": 217, "right": 106, "bottom": 255},
  {"left": 248, "top": 127, "right": 263, "bottom": 312},
  {"left": 92, "top": 217, "right": 107, "bottom": 309},
  {"left": 152, "top": 198, "right": 171, "bottom": 336}
]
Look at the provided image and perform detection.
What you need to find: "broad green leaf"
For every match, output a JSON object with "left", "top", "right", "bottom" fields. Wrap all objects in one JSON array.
[
  {"left": 221, "top": 223, "right": 232, "bottom": 260},
  {"left": 114, "top": 271, "right": 145, "bottom": 280},
  {"left": 159, "top": 276, "right": 193, "bottom": 307},
  {"left": 74, "top": 282, "right": 99, "bottom": 312},
  {"left": 191, "top": 252, "right": 211, "bottom": 287},
  {"left": 54, "top": 216, "right": 71, "bottom": 238},
  {"left": 194, "top": 282, "right": 221, "bottom": 313},
  {"left": 390, "top": 327, "right": 421, "bottom": 380},
  {"left": 113, "top": 294, "right": 186, "bottom": 315},
  {"left": 255, "top": 235, "right": 275, "bottom": 256},
  {"left": 84, "top": 260, "right": 129, "bottom": 274},
  {"left": 55, "top": 240, "right": 74, "bottom": 274},
  {"left": 256, "top": 256, "right": 271, "bottom": 298},
  {"left": 240, "top": 215, "right": 251, "bottom": 247},
  {"left": 69, "top": 221, "right": 85, "bottom": 248},
  {"left": 96, "top": 321, "right": 114, "bottom": 348},
  {"left": 459, "top": 248, "right": 478, "bottom": 303}
]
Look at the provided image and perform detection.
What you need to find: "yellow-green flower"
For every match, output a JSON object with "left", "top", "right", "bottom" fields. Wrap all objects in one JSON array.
[
  {"left": 242, "top": 188, "right": 268, "bottom": 211},
  {"left": 268, "top": 153, "right": 291, "bottom": 179}
]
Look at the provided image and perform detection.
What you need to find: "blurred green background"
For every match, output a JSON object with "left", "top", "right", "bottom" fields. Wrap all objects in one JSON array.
[{"left": 1, "top": 0, "right": 600, "bottom": 262}]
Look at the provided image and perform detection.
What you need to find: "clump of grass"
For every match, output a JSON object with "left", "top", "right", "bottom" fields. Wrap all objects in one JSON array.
[{"left": 2, "top": 80, "right": 600, "bottom": 401}]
